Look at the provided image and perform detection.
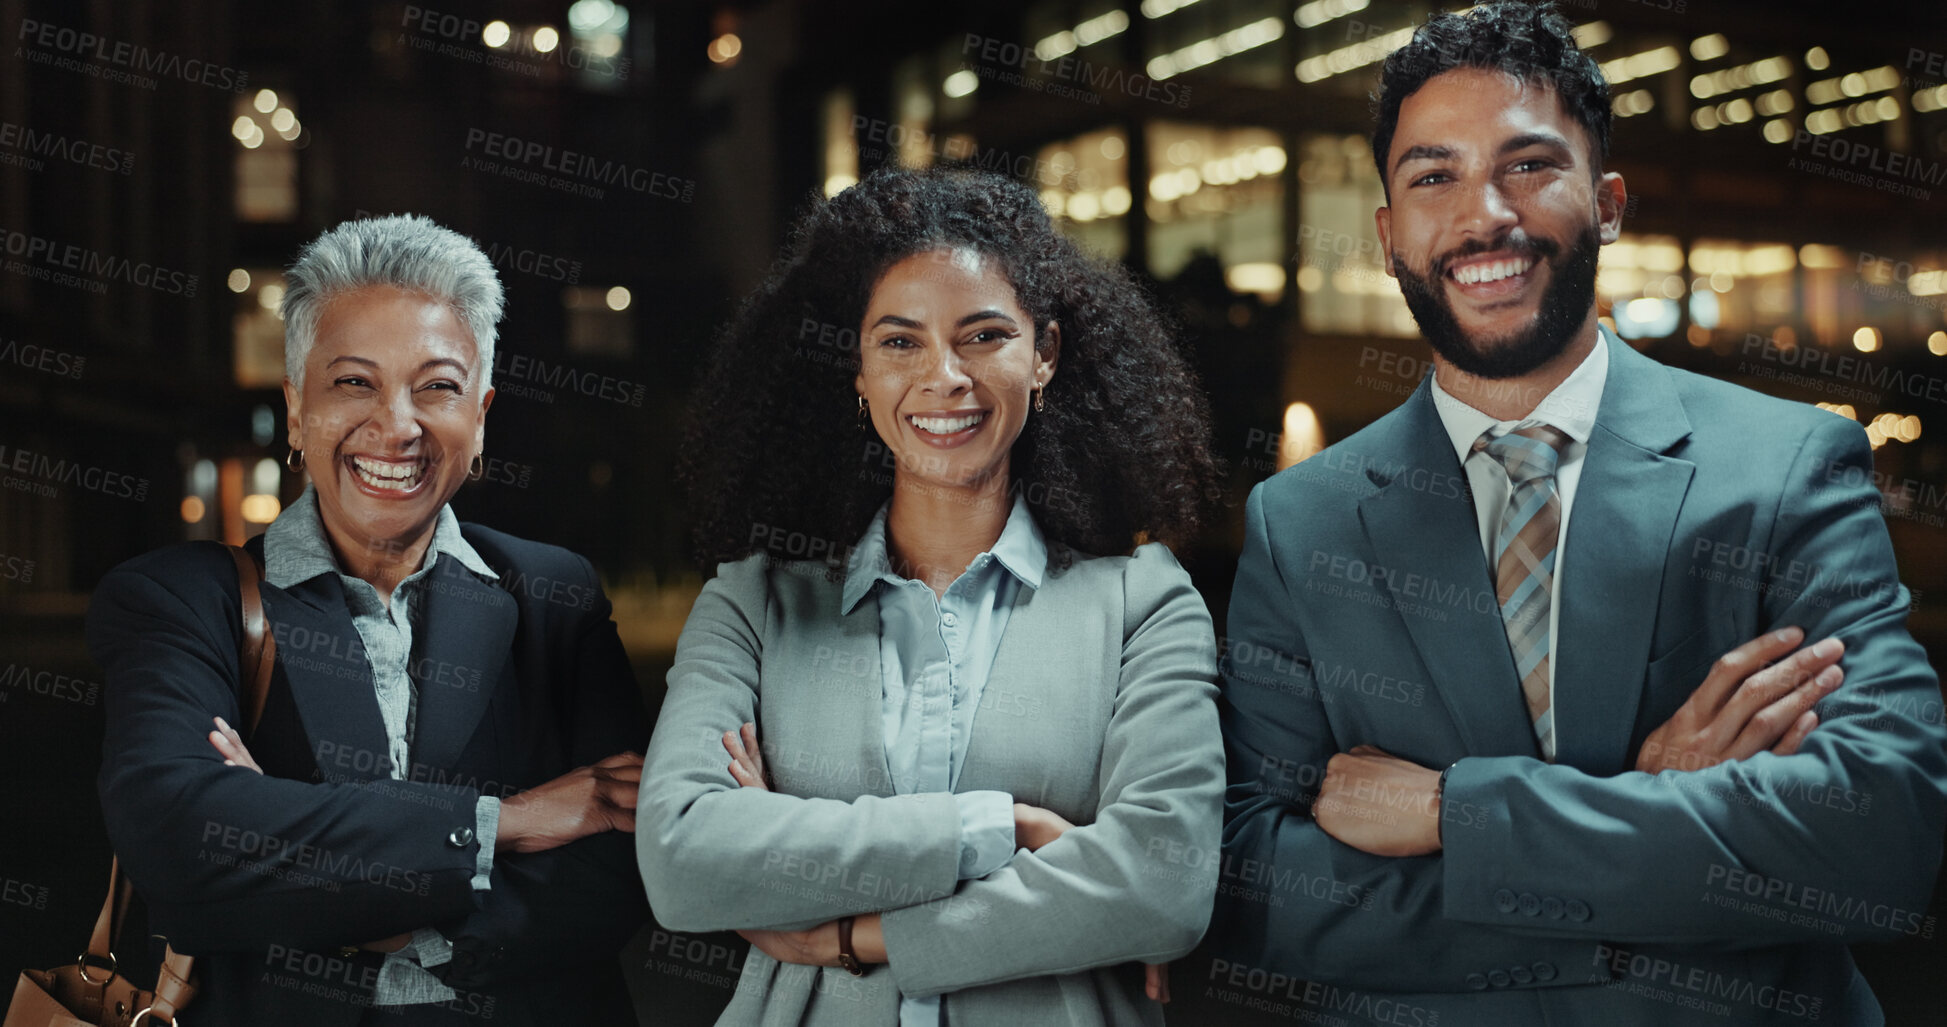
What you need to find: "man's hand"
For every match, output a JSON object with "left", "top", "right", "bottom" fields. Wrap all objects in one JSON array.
[
  {"left": 1637, "top": 628, "right": 1844, "bottom": 774},
  {"left": 496, "top": 750, "right": 642, "bottom": 854},
  {"left": 1314, "top": 746, "right": 1442, "bottom": 857}
]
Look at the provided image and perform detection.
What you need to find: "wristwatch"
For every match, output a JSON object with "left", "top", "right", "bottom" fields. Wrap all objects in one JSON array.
[{"left": 837, "top": 916, "right": 867, "bottom": 977}]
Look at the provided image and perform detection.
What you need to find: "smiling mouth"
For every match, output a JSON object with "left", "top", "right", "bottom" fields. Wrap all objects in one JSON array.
[
  {"left": 348, "top": 455, "right": 428, "bottom": 492},
  {"left": 1449, "top": 256, "right": 1535, "bottom": 286},
  {"left": 908, "top": 411, "right": 988, "bottom": 436}
]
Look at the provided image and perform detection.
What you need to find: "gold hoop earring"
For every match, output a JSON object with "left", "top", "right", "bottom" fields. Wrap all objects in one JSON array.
[
  {"left": 857, "top": 396, "right": 869, "bottom": 431},
  {"left": 1033, "top": 385, "right": 1045, "bottom": 413},
  {"left": 285, "top": 447, "right": 304, "bottom": 472},
  {"left": 469, "top": 454, "right": 485, "bottom": 480}
]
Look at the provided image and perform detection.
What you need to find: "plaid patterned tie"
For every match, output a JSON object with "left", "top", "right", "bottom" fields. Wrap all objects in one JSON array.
[{"left": 1473, "top": 424, "right": 1572, "bottom": 760}]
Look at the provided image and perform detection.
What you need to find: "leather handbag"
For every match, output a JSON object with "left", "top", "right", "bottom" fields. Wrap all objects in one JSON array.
[{"left": 5, "top": 544, "right": 275, "bottom": 1026}]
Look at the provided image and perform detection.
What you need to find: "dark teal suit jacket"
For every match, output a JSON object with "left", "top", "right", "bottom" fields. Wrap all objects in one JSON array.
[{"left": 1216, "top": 332, "right": 1946, "bottom": 1025}]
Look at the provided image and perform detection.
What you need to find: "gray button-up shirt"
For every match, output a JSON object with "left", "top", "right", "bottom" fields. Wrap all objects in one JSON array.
[{"left": 264, "top": 485, "right": 501, "bottom": 1005}]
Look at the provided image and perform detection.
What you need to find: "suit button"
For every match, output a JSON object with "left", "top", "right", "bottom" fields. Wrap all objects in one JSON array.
[
  {"left": 1517, "top": 892, "right": 1541, "bottom": 916},
  {"left": 1510, "top": 965, "right": 1534, "bottom": 985},
  {"left": 1565, "top": 899, "right": 1591, "bottom": 922},
  {"left": 447, "top": 827, "right": 476, "bottom": 847},
  {"left": 1493, "top": 889, "right": 1518, "bottom": 913},
  {"left": 1488, "top": 969, "right": 1511, "bottom": 988},
  {"left": 1464, "top": 973, "right": 1488, "bottom": 990},
  {"left": 1533, "top": 962, "right": 1557, "bottom": 982},
  {"left": 1541, "top": 896, "right": 1564, "bottom": 919}
]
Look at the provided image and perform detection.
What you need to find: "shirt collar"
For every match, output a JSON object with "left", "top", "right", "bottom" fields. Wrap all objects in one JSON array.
[
  {"left": 840, "top": 491, "right": 1048, "bottom": 614},
  {"left": 264, "top": 484, "right": 498, "bottom": 589},
  {"left": 1428, "top": 327, "right": 1609, "bottom": 465}
]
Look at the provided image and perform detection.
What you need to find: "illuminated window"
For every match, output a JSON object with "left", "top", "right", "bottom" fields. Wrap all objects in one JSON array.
[
  {"left": 1148, "top": 121, "right": 1285, "bottom": 299},
  {"left": 233, "top": 90, "right": 300, "bottom": 222},
  {"left": 1686, "top": 238, "right": 1796, "bottom": 340},
  {"left": 1849, "top": 246, "right": 1947, "bottom": 350},
  {"left": 231, "top": 267, "right": 288, "bottom": 388},
  {"left": 566, "top": 1, "right": 631, "bottom": 91},
  {"left": 564, "top": 285, "right": 634, "bottom": 357},
  {"left": 1294, "top": 133, "right": 1410, "bottom": 336},
  {"left": 892, "top": 57, "right": 937, "bottom": 170},
  {"left": 1596, "top": 234, "right": 1686, "bottom": 341},
  {"left": 1027, "top": 2, "right": 1131, "bottom": 64},
  {"left": 1144, "top": 0, "right": 1287, "bottom": 88},
  {"left": 1036, "top": 128, "right": 1132, "bottom": 260},
  {"left": 822, "top": 89, "right": 859, "bottom": 197}
]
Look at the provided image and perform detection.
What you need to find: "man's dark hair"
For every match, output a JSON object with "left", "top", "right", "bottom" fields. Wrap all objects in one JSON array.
[
  {"left": 1371, "top": 2, "right": 1610, "bottom": 191},
  {"left": 679, "top": 165, "right": 1221, "bottom": 567}
]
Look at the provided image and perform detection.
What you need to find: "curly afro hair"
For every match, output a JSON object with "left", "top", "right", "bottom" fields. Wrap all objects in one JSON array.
[
  {"left": 680, "top": 164, "right": 1221, "bottom": 569},
  {"left": 1371, "top": 2, "right": 1610, "bottom": 193}
]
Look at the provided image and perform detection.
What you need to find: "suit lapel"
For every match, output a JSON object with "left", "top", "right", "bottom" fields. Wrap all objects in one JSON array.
[
  {"left": 964, "top": 577, "right": 1049, "bottom": 783},
  {"left": 1357, "top": 383, "right": 1539, "bottom": 759},
  {"left": 813, "top": 582, "right": 896, "bottom": 799},
  {"left": 1551, "top": 336, "right": 1695, "bottom": 772},
  {"left": 410, "top": 554, "right": 517, "bottom": 774},
  {"left": 260, "top": 574, "right": 393, "bottom": 782}
]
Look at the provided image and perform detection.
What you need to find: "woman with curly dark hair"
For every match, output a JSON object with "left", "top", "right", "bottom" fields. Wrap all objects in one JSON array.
[{"left": 636, "top": 165, "right": 1227, "bottom": 1026}]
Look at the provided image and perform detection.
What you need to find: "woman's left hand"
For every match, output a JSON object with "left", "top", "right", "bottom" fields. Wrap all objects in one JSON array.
[
  {"left": 208, "top": 716, "right": 263, "bottom": 774},
  {"left": 723, "top": 722, "right": 769, "bottom": 790},
  {"left": 739, "top": 914, "right": 885, "bottom": 967}
]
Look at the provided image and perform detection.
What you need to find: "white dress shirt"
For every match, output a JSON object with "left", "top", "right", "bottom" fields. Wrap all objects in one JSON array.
[{"left": 1428, "top": 330, "right": 1609, "bottom": 759}]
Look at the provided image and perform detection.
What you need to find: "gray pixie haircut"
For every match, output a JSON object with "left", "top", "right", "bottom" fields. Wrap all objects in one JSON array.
[{"left": 281, "top": 214, "right": 504, "bottom": 389}]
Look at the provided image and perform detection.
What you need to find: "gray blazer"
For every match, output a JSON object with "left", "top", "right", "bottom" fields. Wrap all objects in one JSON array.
[{"left": 638, "top": 541, "right": 1224, "bottom": 1026}]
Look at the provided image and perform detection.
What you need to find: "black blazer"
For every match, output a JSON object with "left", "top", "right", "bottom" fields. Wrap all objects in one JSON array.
[{"left": 87, "top": 525, "right": 650, "bottom": 1026}]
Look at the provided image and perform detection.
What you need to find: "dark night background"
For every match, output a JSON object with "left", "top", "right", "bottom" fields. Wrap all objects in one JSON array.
[{"left": 2, "top": 0, "right": 1944, "bottom": 1022}]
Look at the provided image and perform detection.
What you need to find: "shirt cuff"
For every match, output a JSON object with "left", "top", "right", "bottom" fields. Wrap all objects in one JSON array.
[
  {"left": 406, "top": 927, "right": 455, "bottom": 968},
  {"left": 953, "top": 790, "right": 1015, "bottom": 880},
  {"left": 471, "top": 795, "right": 499, "bottom": 891}
]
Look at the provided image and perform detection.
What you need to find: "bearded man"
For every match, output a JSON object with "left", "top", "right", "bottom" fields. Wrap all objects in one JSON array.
[{"left": 1214, "top": 4, "right": 1945, "bottom": 1024}]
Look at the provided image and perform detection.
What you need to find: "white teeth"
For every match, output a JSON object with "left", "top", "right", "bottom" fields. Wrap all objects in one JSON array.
[
  {"left": 910, "top": 412, "right": 987, "bottom": 435},
  {"left": 1454, "top": 258, "right": 1534, "bottom": 285},
  {"left": 351, "top": 457, "right": 424, "bottom": 490}
]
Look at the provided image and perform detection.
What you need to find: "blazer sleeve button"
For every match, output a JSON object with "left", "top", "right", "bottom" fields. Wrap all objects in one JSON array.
[
  {"left": 1533, "top": 961, "right": 1558, "bottom": 982},
  {"left": 1565, "top": 899, "right": 1591, "bottom": 922},
  {"left": 1517, "top": 892, "right": 1541, "bottom": 916},
  {"left": 1464, "top": 973, "right": 1489, "bottom": 990},
  {"left": 1488, "top": 969, "right": 1512, "bottom": 988},
  {"left": 1510, "top": 965, "right": 1534, "bottom": 985},
  {"left": 1492, "top": 888, "right": 1518, "bottom": 913},
  {"left": 1541, "top": 896, "right": 1564, "bottom": 919},
  {"left": 448, "top": 826, "right": 476, "bottom": 847}
]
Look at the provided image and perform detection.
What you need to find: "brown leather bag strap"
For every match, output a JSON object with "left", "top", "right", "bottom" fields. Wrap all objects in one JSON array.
[
  {"left": 225, "top": 543, "right": 274, "bottom": 739},
  {"left": 85, "top": 856, "right": 131, "bottom": 964},
  {"left": 149, "top": 943, "right": 198, "bottom": 1021}
]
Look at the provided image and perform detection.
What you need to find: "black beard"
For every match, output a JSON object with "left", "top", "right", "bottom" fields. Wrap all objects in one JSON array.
[{"left": 1393, "top": 224, "right": 1600, "bottom": 380}]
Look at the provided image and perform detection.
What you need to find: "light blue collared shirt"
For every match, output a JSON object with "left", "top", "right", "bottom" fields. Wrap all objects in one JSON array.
[
  {"left": 264, "top": 485, "right": 501, "bottom": 1005},
  {"left": 841, "top": 492, "right": 1041, "bottom": 1025}
]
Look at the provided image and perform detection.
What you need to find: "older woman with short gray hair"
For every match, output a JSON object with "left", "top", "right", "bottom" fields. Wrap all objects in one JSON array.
[{"left": 89, "top": 214, "right": 650, "bottom": 1025}]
